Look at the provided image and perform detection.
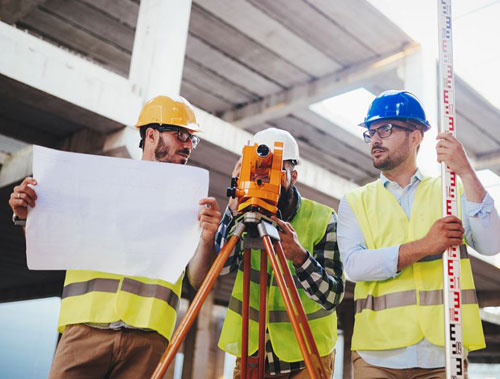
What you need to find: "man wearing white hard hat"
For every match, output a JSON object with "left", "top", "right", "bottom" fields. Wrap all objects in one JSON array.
[{"left": 215, "top": 128, "right": 345, "bottom": 378}]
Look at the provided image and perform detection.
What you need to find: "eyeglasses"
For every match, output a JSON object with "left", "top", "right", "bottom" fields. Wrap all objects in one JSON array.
[
  {"left": 363, "top": 123, "right": 414, "bottom": 143},
  {"left": 156, "top": 125, "right": 200, "bottom": 149}
]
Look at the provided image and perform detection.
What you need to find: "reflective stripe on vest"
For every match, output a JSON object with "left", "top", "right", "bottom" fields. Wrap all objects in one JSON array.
[
  {"left": 345, "top": 177, "right": 485, "bottom": 352},
  {"left": 58, "top": 270, "right": 183, "bottom": 341},
  {"left": 228, "top": 296, "right": 334, "bottom": 323},
  {"left": 355, "top": 288, "right": 478, "bottom": 313},
  {"left": 218, "top": 198, "right": 338, "bottom": 362}
]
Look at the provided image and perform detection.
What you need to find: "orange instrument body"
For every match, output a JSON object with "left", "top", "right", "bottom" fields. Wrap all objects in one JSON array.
[{"left": 234, "top": 142, "right": 286, "bottom": 216}]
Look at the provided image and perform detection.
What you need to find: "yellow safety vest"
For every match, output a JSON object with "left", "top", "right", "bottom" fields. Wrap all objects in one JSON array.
[
  {"left": 58, "top": 270, "right": 183, "bottom": 341},
  {"left": 218, "top": 198, "right": 338, "bottom": 362},
  {"left": 346, "top": 177, "right": 485, "bottom": 351}
]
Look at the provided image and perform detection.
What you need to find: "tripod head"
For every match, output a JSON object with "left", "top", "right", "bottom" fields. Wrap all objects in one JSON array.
[{"left": 227, "top": 141, "right": 286, "bottom": 216}]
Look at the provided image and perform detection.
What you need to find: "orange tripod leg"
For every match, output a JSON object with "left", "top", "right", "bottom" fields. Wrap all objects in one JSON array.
[
  {"left": 241, "top": 248, "right": 251, "bottom": 379},
  {"left": 274, "top": 242, "right": 328, "bottom": 379},
  {"left": 260, "top": 235, "right": 321, "bottom": 379},
  {"left": 258, "top": 249, "right": 267, "bottom": 378},
  {"left": 151, "top": 225, "right": 245, "bottom": 379}
]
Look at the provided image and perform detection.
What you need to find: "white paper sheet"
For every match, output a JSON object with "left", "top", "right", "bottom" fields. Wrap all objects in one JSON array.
[{"left": 26, "top": 145, "right": 209, "bottom": 282}]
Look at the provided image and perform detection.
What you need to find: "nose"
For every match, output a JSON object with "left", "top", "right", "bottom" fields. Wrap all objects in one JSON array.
[
  {"left": 370, "top": 130, "right": 383, "bottom": 144},
  {"left": 182, "top": 137, "right": 193, "bottom": 150}
]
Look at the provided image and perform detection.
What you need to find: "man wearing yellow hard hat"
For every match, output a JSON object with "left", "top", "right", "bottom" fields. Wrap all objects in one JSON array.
[{"left": 9, "top": 95, "right": 221, "bottom": 378}]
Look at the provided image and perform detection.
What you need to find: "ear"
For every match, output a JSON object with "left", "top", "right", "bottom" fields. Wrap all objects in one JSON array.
[
  {"left": 411, "top": 129, "right": 423, "bottom": 148},
  {"left": 290, "top": 168, "right": 298, "bottom": 185},
  {"left": 145, "top": 127, "right": 157, "bottom": 149}
]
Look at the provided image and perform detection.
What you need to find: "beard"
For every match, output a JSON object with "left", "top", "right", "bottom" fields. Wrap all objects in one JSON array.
[
  {"left": 277, "top": 184, "right": 294, "bottom": 212},
  {"left": 372, "top": 137, "right": 410, "bottom": 171},
  {"left": 154, "top": 137, "right": 170, "bottom": 162},
  {"left": 154, "top": 137, "right": 190, "bottom": 164}
]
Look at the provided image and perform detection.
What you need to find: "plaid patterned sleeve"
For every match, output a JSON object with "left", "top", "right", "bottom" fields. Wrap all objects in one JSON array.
[
  {"left": 214, "top": 207, "right": 244, "bottom": 275},
  {"left": 294, "top": 212, "right": 345, "bottom": 310}
]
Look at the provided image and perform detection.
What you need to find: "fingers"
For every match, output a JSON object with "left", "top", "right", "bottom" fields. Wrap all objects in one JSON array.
[
  {"left": 447, "top": 238, "right": 463, "bottom": 247},
  {"left": 10, "top": 177, "right": 38, "bottom": 212},
  {"left": 436, "top": 133, "right": 457, "bottom": 143},
  {"left": 199, "top": 197, "right": 219, "bottom": 211},
  {"left": 442, "top": 216, "right": 461, "bottom": 224},
  {"left": 446, "top": 230, "right": 464, "bottom": 239},
  {"left": 271, "top": 216, "right": 293, "bottom": 234},
  {"left": 10, "top": 191, "right": 36, "bottom": 208}
]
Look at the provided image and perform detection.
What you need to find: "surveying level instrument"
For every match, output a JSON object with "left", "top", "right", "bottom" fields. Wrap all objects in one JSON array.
[{"left": 152, "top": 142, "right": 328, "bottom": 379}]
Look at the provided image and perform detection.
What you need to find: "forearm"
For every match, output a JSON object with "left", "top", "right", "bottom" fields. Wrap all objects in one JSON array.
[
  {"left": 459, "top": 169, "right": 486, "bottom": 203},
  {"left": 295, "top": 216, "right": 345, "bottom": 310},
  {"left": 295, "top": 253, "right": 344, "bottom": 310},
  {"left": 464, "top": 193, "right": 500, "bottom": 255},
  {"left": 397, "top": 238, "right": 432, "bottom": 271},
  {"left": 187, "top": 240, "right": 216, "bottom": 289}
]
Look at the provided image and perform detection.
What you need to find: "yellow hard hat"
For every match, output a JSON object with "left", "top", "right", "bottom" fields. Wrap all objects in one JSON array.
[{"left": 135, "top": 95, "right": 201, "bottom": 132}]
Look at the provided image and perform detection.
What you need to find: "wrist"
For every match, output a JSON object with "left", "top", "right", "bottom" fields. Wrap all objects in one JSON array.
[
  {"left": 293, "top": 249, "right": 308, "bottom": 267},
  {"left": 12, "top": 213, "right": 26, "bottom": 226},
  {"left": 456, "top": 165, "right": 475, "bottom": 179}
]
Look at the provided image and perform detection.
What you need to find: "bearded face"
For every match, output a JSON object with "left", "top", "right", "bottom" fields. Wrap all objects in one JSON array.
[{"left": 371, "top": 133, "right": 411, "bottom": 171}]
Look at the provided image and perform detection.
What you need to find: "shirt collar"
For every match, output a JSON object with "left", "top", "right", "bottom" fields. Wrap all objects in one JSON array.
[{"left": 380, "top": 168, "right": 423, "bottom": 188}]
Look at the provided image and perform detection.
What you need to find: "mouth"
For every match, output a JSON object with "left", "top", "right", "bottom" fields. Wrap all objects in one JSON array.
[
  {"left": 176, "top": 151, "right": 190, "bottom": 159},
  {"left": 371, "top": 148, "right": 386, "bottom": 156}
]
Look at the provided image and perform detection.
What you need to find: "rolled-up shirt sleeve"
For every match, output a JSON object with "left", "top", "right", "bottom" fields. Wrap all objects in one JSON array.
[
  {"left": 337, "top": 197, "right": 400, "bottom": 282},
  {"left": 463, "top": 192, "right": 500, "bottom": 256}
]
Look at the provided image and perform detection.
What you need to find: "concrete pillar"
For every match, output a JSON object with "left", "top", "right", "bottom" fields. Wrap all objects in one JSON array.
[
  {"left": 129, "top": 0, "right": 192, "bottom": 101},
  {"left": 400, "top": 46, "right": 440, "bottom": 177}
]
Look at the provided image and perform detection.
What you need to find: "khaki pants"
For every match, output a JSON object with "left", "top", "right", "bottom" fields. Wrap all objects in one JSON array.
[
  {"left": 233, "top": 351, "right": 335, "bottom": 379},
  {"left": 352, "top": 351, "right": 451, "bottom": 379},
  {"left": 49, "top": 324, "right": 168, "bottom": 379}
]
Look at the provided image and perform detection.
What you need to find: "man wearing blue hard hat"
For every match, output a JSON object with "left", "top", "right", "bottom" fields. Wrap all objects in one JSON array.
[{"left": 337, "top": 90, "right": 500, "bottom": 378}]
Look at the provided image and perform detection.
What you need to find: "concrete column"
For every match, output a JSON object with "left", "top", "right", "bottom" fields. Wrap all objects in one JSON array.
[
  {"left": 129, "top": 0, "right": 192, "bottom": 100},
  {"left": 399, "top": 45, "right": 440, "bottom": 177}
]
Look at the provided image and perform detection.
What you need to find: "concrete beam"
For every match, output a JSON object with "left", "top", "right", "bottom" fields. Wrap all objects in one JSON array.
[
  {"left": 0, "top": 21, "right": 358, "bottom": 201},
  {"left": 0, "top": 0, "right": 46, "bottom": 24},
  {"left": 220, "top": 43, "right": 420, "bottom": 129},
  {"left": 0, "top": 145, "right": 32, "bottom": 188},
  {"left": 472, "top": 151, "right": 500, "bottom": 171},
  {"left": 0, "top": 21, "right": 141, "bottom": 127}
]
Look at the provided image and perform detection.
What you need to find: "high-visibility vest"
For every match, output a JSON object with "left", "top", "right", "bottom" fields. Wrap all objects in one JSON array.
[
  {"left": 58, "top": 270, "right": 183, "bottom": 341},
  {"left": 218, "top": 198, "right": 338, "bottom": 362},
  {"left": 345, "top": 177, "right": 485, "bottom": 351}
]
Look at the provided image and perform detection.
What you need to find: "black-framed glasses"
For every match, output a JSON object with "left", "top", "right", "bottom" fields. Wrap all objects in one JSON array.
[
  {"left": 363, "top": 123, "right": 414, "bottom": 143},
  {"left": 156, "top": 125, "right": 200, "bottom": 149}
]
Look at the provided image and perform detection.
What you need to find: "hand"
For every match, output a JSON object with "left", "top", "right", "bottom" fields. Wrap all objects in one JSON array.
[
  {"left": 198, "top": 197, "right": 221, "bottom": 243},
  {"left": 228, "top": 157, "right": 242, "bottom": 216},
  {"left": 422, "top": 216, "right": 464, "bottom": 254},
  {"left": 271, "top": 216, "right": 308, "bottom": 266},
  {"left": 436, "top": 133, "right": 473, "bottom": 177},
  {"left": 9, "top": 177, "right": 38, "bottom": 219}
]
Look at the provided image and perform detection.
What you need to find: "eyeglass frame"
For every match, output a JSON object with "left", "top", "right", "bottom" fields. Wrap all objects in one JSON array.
[
  {"left": 152, "top": 124, "right": 200, "bottom": 149},
  {"left": 362, "top": 123, "right": 416, "bottom": 144}
]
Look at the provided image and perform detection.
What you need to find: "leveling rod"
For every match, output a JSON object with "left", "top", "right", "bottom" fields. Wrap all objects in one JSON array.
[{"left": 437, "top": 1, "right": 464, "bottom": 378}]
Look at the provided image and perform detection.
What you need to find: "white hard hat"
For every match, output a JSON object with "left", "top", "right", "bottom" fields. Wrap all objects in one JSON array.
[{"left": 252, "top": 127, "right": 300, "bottom": 163}]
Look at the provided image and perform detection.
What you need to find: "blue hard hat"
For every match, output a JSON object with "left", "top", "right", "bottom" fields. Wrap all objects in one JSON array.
[{"left": 360, "top": 90, "right": 431, "bottom": 131}]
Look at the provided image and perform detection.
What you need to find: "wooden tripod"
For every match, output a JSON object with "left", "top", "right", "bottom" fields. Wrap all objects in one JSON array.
[{"left": 151, "top": 212, "right": 328, "bottom": 379}]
